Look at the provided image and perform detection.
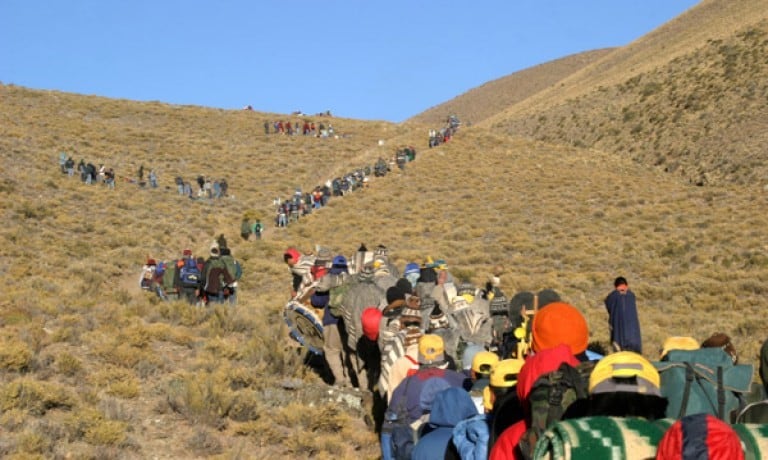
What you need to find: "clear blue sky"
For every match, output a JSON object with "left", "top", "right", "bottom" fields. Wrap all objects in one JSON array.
[{"left": 1, "top": 1, "right": 701, "bottom": 122}]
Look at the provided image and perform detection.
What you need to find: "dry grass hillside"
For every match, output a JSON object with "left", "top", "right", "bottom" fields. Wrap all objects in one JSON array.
[
  {"left": 408, "top": 48, "right": 614, "bottom": 126},
  {"left": 1, "top": 0, "right": 768, "bottom": 457},
  {"left": 477, "top": 0, "right": 768, "bottom": 186}
]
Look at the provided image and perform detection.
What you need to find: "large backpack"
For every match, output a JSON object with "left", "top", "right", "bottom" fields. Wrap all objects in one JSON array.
[
  {"left": 179, "top": 258, "right": 202, "bottom": 288},
  {"left": 654, "top": 347, "right": 753, "bottom": 422},
  {"left": 518, "top": 360, "right": 596, "bottom": 459}
]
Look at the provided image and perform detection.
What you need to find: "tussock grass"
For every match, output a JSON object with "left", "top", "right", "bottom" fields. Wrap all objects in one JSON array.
[{"left": 2, "top": 3, "right": 768, "bottom": 455}]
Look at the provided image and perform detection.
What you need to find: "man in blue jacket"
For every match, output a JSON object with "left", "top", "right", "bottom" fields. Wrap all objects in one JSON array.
[{"left": 604, "top": 276, "right": 642, "bottom": 353}]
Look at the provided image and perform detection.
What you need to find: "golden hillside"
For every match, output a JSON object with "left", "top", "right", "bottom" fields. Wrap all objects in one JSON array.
[
  {"left": 476, "top": 0, "right": 768, "bottom": 186},
  {"left": 408, "top": 48, "right": 614, "bottom": 126},
  {"left": 1, "top": 0, "right": 768, "bottom": 457}
]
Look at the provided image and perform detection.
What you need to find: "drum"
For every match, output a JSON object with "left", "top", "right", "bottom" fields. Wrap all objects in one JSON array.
[{"left": 283, "top": 301, "right": 325, "bottom": 355}]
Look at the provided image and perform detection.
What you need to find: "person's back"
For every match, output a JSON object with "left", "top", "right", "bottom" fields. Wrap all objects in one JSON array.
[{"left": 412, "top": 387, "right": 478, "bottom": 460}]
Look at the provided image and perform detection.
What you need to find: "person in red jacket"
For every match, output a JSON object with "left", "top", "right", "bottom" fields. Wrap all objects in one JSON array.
[{"left": 489, "top": 302, "right": 590, "bottom": 460}]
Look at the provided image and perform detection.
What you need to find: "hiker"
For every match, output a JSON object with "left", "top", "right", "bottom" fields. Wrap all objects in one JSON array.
[
  {"left": 199, "top": 246, "right": 234, "bottom": 305},
  {"left": 380, "top": 292, "right": 423, "bottom": 400},
  {"left": 486, "top": 358, "right": 526, "bottom": 446},
  {"left": 489, "top": 302, "right": 592, "bottom": 460},
  {"left": 148, "top": 169, "right": 158, "bottom": 188},
  {"left": 604, "top": 276, "right": 642, "bottom": 353},
  {"left": 467, "top": 350, "right": 499, "bottom": 413},
  {"left": 339, "top": 263, "right": 386, "bottom": 390},
  {"left": 240, "top": 217, "right": 252, "bottom": 241},
  {"left": 283, "top": 247, "right": 315, "bottom": 300},
  {"left": 65, "top": 157, "right": 75, "bottom": 176},
  {"left": 219, "top": 247, "right": 241, "bottom": 305},
  {"left": 412, "top": 386, "right": 479, "bottom": 460},
  {"left": 317, "top": 255, "right": 351, "bottom": 387},
  {"left": 104, "top": 167, "right": 115, "bottom": 189},
  {"left": 138, "top": 164, "right": 144, "bottom": 182},
  {"left": 252, "top": 219, "right": 263, "bottom": 239},
  {"left": 382, "top": 334, "right": 470, "bottom": 460},
  {"left": 587, "top": 351, "right": 668, "bottom": 420},
  {"left": 175, "top": 249, "right": 201, "bottom": 305},
  {"left": 58, "top": 151, "right": 67, "bottom": 173}
]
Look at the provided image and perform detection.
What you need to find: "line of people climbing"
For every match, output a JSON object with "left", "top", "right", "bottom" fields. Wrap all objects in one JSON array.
[
  {"left": 282, "top": 244, "right": 768, "bottom": 459},
  {"left": 140, "top": 234, "right": 243, "bottom": 307}
]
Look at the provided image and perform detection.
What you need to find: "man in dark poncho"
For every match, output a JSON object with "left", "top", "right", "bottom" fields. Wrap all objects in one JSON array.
[{"left": 604, "top": 276, "right": 642, "bottom": 353}]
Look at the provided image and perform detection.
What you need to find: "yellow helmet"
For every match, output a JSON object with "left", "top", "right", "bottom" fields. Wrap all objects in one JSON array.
[
  {"left": 472, "top": 351, "right": 501, "bottom": 376},
  {"left": 489, "top": 359, "right": 525, "bottom": 388},
  {"left": 589, "top": 351, "right": 661, "bottom": 396}
]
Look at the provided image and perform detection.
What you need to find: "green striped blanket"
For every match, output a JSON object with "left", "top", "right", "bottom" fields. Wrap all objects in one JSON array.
[
  {"left": 533, "top": 416, "right": 768, "bottom": 460},
  {"left": 533, "top": 416, "right": 665, "bottom": 460}
]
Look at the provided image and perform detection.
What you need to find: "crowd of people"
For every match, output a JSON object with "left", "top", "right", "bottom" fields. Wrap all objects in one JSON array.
[
  {"left": 428, "top": 115, "right": 461, "bottom": 148},
  {"left": 58, "top": 152, "right": 117, "bottom": 188},
  {"left": 266, "top": 147, "right": 418, "bottom": 231},
  {"left": 174, "top": 174, "right": 230, "bottom": 200},
  {"left": 140, "top": 234, "right": 242, "bottom": 306},
  {"left": 263, "top": 119, "right": 336, "bottom": 137},
  {"left": 282, "top": 245, "right": 768, "bottom": 459}
]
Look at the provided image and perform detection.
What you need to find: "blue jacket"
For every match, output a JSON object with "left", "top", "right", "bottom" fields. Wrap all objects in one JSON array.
[
  {"left": 412, "top": 387, "right": 478, "bottom": 460},
  {"left": 452, "top": 414, "right": 490, "bottom": 460},
  {"left": 605, "top": 289, "right": 642, "bottom": 353}
]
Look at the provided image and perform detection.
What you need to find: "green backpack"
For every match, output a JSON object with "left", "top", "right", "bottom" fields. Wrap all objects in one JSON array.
[
  {"left": 654, "top": 347, "right": 753, "bottom": 422},
  {"left": 327, "top": 283, "right": 349, "bottom": 318},
  {"left": 518, "top": 360, "right": 596, "bottom": 460}
]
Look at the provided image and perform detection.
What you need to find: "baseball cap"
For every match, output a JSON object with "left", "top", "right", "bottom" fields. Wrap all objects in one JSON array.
[{"left": 418, "top": 334, "right": 445, "bottom": 365}]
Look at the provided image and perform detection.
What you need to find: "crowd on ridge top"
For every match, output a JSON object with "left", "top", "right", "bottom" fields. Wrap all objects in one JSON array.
[{"left": 282, "top": 244, "right": 768, "bottom": 459}]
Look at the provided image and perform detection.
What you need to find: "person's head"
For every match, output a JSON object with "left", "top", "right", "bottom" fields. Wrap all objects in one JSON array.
[
  {"left": 461, "top": 344, "right": 485, "bottom": 373},
  {"left": 182, "top": 248, "right": 192, "bottom": 258},
  {"left": 531, "top": 302, "right": 589, "bottom": 356},
  {"left": 701, "top": 332, "right": 738, "bottom": 364},
  {"left": 329, "top": 255, "right": 348, "bottom": 275},
  {"left": 487, "top": 358, "right": 525, "bottom": 409},
  {"left": 588, "top": 351, "right": 667, "bottom": 420},
  {"left": 614, "top": 276, "right": 628, "bottom": 294},
  {"left": 209, "top": 246, "right": 220, "bottom": 258},
  {"left": 427, "top": 304, "right": 449, "bottom": 331},
  {"left": 283, "top": 247, "right": 300, "bottom": 266},
  {"left": 386, "top": 285, "right": 405, "bottom": 306},
  {"left": 656, "top": 413, "right": 744, "bottom": 460},
  {"left": 659, "top": 336, "right": 699, "bottom": 360},
  {"left": 471, "top": 351, "right": 501, "bottom": 381},
  {"left": 418, "top": 334, "right": 446, "bottom": 367},
  {"left": 361, "top": 307, "right": 383, "bottom": 342}
]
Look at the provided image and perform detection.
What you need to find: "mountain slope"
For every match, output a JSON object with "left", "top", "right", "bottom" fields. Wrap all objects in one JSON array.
[{"left": 408, "top": 48, "right": 614, "bottom": 126}]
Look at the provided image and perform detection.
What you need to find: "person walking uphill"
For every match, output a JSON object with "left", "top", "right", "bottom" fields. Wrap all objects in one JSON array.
[{"left": 604, "top": 276, "right": 642, "bottom": 353}]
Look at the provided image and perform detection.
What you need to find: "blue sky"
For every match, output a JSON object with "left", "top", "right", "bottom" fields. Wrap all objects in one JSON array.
[{"left": 1, "top": 1, "right": 701, "bottom": 122}]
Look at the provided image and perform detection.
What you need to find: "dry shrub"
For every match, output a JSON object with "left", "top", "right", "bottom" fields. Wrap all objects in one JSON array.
[
  {"left": 165, "top": 371, "right": 232, "bottom": 429},
  {"left": 55, "top": 352, "right": 83, "bottom": 377},
  {"left": 0, "top": 379, "right": 75, "bottom": 415},
  {"left": 186, "top": 428, "right": 223, "bottom": 457},
  {"left": 0, "top": 338, "right": 33, "bottom": 372},
  {"left": 87, "top": 367, "right": 140, "bottom": 399}
]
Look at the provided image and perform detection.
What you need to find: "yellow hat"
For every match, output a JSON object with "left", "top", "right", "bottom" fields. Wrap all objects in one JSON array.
[
  {"left": 418, "top": 334, "right": 445, "bottom": 365},
  {"left": 489, "top": 359, "right": 525, "bottom": 388},
  {"left": 472, "top": 351, "right": 501, "bottom": 376},
  {"left": 660, "top": 336, "right": 700, "bottom": 359},
  {"left": 589, "top": 351, "right": 661, "bottom": 396}
]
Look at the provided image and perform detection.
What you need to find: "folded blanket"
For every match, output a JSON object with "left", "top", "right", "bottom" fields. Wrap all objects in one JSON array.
[
  {"left": 533, "top": 416, "right": 666, "bottom": 460},
  {"left": 731, "top": 423, "right": 768, "bottom": 460}
]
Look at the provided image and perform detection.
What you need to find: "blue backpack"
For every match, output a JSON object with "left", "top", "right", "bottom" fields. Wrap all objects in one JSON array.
[{"left": 179, "top": 258, "right": 201, "bottom": 288}]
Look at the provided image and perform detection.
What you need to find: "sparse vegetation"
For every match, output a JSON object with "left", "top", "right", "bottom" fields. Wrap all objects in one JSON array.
[{"left": 1, "top": 2, "right": 768, "bottom": 457}]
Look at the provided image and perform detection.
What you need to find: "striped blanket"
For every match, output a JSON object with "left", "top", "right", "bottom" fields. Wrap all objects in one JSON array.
[
  {"left": 532, "top": 416, "right": 666, "bottom": 460},
  {"left": 533, "top": 417, "right": 768, "bottom": 460}
]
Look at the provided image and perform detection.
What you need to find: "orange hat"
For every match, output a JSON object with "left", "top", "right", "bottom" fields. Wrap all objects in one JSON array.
[{"left": 531, "top": 302, "right": 588, "bottom": 355}]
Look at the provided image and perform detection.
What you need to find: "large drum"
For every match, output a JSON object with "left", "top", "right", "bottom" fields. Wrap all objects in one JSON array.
[{"left": 283, "top": 301, "right": 324, "bottom": 355}]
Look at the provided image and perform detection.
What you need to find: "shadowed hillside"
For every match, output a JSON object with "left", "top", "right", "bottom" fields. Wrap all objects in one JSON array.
[
  {"left": 408, "top": 48, "right": 614, "bottom": 126},
  {"left": 2, "top": 0, "right": 768, "bottom": 457}
]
